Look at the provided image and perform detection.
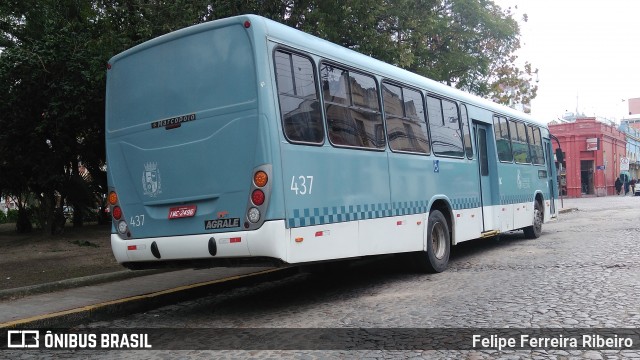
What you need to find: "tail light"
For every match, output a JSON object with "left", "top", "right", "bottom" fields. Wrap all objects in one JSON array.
[
  {"left": 251, "top": 189, "right": 265, "bottom": 206},
  {"left": 254, "top": 171, "right": 268, "bottom": 187},
  {"left": 109, "top": 189, "right": 130, "bottom": 239},
  {"left": 108, "top": 191, "right": 118, "bottom": 205},
  {"left": 112, "top": 206, "right": 123, "bottom": 220},
  {"left": 245, "top": 165, "right": 272, "bottom": 229}
]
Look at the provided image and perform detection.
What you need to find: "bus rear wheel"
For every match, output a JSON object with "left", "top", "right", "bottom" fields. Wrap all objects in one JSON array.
[
  {"left": 523, "top": 201, "right": 543, "bottom": 239},
  {"left": 414, "top": 210, "right": 450, "bottom": 273}
]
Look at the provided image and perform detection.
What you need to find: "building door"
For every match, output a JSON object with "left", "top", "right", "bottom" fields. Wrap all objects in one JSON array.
[{"left": 580, "top": 160, "right": 594, "bottom": 195}]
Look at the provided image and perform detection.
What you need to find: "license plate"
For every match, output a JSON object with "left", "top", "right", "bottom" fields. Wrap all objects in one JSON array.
[{"left": 168, "top": 205, "right": 197, "bottom": 219}]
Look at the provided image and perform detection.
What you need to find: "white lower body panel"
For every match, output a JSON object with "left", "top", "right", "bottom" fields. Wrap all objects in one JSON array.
[
  {"left": 111, "top": 220, "right": 288, "bottom": 264},
  {"left": 112, "top": 199, "right": 559, "bottom": 265}
]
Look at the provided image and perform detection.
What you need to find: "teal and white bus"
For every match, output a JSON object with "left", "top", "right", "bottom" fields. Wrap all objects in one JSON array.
[{"left": 105, "top": 15, "right": 560, "bottom": 272}]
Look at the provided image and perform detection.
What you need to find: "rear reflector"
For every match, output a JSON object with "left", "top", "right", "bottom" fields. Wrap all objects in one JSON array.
[{"left": 230, "top": 237, "right": 241, "bottom": 243}]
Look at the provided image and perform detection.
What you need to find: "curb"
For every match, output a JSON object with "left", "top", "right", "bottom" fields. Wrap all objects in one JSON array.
[
  {"left": 0, "top": 269, "right": 170, "bottom": 302},
  {"left": 0, "top": 267, "right": 298, "bottom": 329},
  {"left": 558, "top": 208, "right": 578, "bottom": 214}
]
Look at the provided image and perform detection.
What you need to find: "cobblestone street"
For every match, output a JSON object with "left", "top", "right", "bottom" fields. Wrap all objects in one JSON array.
[{"left": 11, "top": 195, "right": 640, "bottom": 359}]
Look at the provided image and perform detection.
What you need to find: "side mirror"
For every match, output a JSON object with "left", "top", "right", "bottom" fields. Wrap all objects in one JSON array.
[{"left": 555, "top": 148, "right": 565, "bottom": 163}]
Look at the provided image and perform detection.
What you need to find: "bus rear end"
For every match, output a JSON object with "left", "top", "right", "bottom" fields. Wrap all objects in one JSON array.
[{"left": 105, "top": 17, "right": 285, "bottom": 269}]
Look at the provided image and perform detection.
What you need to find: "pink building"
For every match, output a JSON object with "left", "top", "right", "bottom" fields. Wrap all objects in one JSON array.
[{"left": 549, "top": 117, "right": 627, "bottom": 197}]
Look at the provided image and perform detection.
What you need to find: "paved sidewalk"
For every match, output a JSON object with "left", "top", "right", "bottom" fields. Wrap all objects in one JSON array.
[
  {"left": 557, "top": 193, "right": 639, "bottom": 211},
  {"left": 0, "top": 266, "right": 292, "bottom": 328}
]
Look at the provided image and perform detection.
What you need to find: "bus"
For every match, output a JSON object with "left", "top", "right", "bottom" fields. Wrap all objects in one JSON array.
[{"left": 105, "top": 14, "right": 560, "bottom": 272}]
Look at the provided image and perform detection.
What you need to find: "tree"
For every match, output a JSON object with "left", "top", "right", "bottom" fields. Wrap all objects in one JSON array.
[
  {"left": 0, "top": 0, "right": 106, "bottom": 233},
  {"left": 0, "top": 0, "right": 535, "bottom": 233},
  {"left": 278, "top": 0, "right": 535, "bottom": 105}
]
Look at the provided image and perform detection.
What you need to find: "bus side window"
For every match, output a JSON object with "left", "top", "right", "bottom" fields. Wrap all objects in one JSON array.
[
  {"left": 494, "top": 116, "right": 513, "bottom": 162},
  {"left": 513, "top": 121, "right": 531, "bottom": 163},
  {"left": 528, "top": 125, "right": 545, "bottom": 165},
  {"left": 274, "top": 50, "right": 324, "bottom": 144},
  {"left": 428, "top": 96, "right": 464, "bottom": 157},
  {"left": 383, "top": 82, "right": 429, "bottom": 154},
  {"left": 321, "top": 64, "right": 384, "bottom": 149},
  {"left": 460, "top": 104, "right": 473, "bottom": 159}
]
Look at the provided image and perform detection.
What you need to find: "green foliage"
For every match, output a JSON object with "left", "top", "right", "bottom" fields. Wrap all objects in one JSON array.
[
  {"left": 0, "top": 211, "right": 6, "bottom": 224},
  {"left": 276, "top": 0, "right": 534, "bottom": 104},
  {"left": 5, "top": 209, "right": 17, "bottom": 223},
  {"left": 0, "top": 0, "right": 535, "bottom": 234},
  {"left": 5, "top": 210, "right": 18, "bottom": 223}
]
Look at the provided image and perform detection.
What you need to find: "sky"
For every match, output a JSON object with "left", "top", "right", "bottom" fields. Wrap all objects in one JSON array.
[{"left": 493, "top": 0, "right": 640, "bottom": 123}]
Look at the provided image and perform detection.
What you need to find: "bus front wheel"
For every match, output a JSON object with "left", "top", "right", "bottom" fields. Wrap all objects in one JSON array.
[
  {"left": 523, "top": 201, "right": 543, "bottom": 239},
  {"left": 414, "top": 210, "right": 450, "bottom": 273}
]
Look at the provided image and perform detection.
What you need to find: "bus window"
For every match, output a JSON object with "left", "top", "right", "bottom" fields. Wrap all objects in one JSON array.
[
  {"left": 321, "top": 64, "right": 384, "bottom": 149},
  {"left": 274, "top": 50, "right": 324, "bottom": 144},
  {"left": 528, "top": 125, "right": 545, "bottom": 165},
  {"left": 460, "top": 104, "right": 473, "bottom": 159},
  {"left": 478, "top": 128, "right": 489, "bottom": 176},
  {"left": 513, "top": 121, "right": 531, "bottom": 163},
  {"left": 494, "top": 116, "right": 513, "bottom": 162},
  {"left": 427, "top": 96, "right": 464, "bottom": 157},
  {"left": 383, "top": 82, "right": 429, "bottom": 154}
]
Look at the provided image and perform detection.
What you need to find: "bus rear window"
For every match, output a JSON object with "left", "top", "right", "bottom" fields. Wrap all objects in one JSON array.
[{"left": 107, "top": 25, "right": 256, "bottom": 132}]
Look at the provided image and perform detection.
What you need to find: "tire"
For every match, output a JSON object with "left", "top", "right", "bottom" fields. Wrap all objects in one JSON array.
[
  {"left": 414, "top": 210, "right": 450, "bottom": 273},
  {"left": 523, "top": 201, "right": 543, "bottom": 239}
]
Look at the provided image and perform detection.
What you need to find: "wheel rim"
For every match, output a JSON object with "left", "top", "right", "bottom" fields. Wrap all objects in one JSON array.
[
  {"left": 431, "top": 222, "right": 447, "bottom": 259},
  {"left": 533, "top": 206, "right": 542, "bottom": 234}
]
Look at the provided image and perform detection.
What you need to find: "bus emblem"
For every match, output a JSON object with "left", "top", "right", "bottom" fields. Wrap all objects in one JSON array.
[
  {"left": 142, "top": 162, "right": 162, "bottom": 197},
  {"left": 205, "top": 218, "right": 240, "bottom": 230}
]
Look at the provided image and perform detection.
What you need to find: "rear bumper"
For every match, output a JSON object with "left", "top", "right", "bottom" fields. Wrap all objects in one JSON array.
[{"left": 111, "top": 220, "right": 288, "bottom": 267}]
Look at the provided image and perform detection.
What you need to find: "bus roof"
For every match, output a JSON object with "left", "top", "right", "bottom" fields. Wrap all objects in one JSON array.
[
  {"left": 254, "top": 15, "right": 544, "bottom": 127},
  {"left": 109, "top": 14, "right": 545, "bottom": 128}
]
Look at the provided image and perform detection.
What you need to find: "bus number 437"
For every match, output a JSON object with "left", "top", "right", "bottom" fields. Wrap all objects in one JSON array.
[{"left": 291, "top": 175, "right": 313, "bottom": 195}]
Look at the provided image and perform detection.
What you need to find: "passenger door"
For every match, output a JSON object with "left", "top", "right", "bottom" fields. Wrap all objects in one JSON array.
[{"left": 473, "top": 121, "right": 499, "bottom": 232}]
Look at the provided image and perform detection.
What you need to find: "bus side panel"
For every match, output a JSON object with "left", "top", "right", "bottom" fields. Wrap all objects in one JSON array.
[
  {"left": 280, "top": 144, "right": 391, "bottom": 263},
  {"left": 496, "top": 163, "right": 515, "bottom": 232},
  {"left": 388, "top": 153, "right": 484, "bottom": 245},
  {"left": 513, "top": 165, "right": 538, "bottom": 230}
]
